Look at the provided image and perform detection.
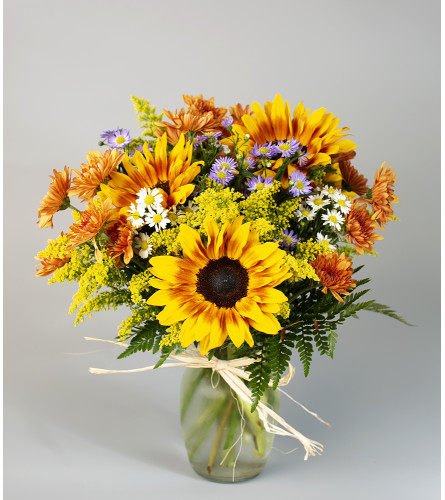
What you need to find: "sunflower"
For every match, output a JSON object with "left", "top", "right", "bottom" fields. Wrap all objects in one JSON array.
[
  {"left": 37, "top": 166, "right": 71, "bottom": 228},
  {"left": 345, "top": 200, "right": 383, "bottom": 254},
  {"left": 100, "top": 133, "right": 202, "bottom": 213},
  {"left": 105, "top": 216, "right": 133, "bottom": 265},
  {"left": 69, "top": 149, "right": 124, "bottom": 202},
  {"left": 225, "top": 94, "right": 357, "bottom": 178},
  {"left": 35, "top": 255, "right": 70, "bottom": 277},
  {"left": 66, "top": 198, "right": 113, "bottom": 249},
  {"left": 147, "top": 217, "right": 291, "bottom": 354},
  {"left": 370, "top": 162, "right": 400, "bottom": 229},
  {"left": 156, "top": 95, "right": 226, "bottom": 145},
  {"left": 310, "top": 252, "right": 357, "bottom": 302}
]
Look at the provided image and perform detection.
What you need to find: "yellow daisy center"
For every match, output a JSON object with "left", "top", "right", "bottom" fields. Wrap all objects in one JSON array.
[
  {"left": 153, "top": 214, "right": 163, "bottom": 224},
  {"left": 302, "top": 209, "right": 310, "bottom": 216},
  {"left": 259, "top": 147, "right": 270, "bottom": 154},
  {"left": 116, "top": 136, "right": 125, "bottom": 144},
  {"left": 256, "top": 182, "right": 265, "bottom": 190},
  {"left": 338, "top": 199, "right": 346, "bottom": 207},
  {"left": 141, "top": 241, "right": 149, "bottom": 250},
  {"left": 279, "top": 143, "right": 291, "bottom": 151},
  {"left": 217, "top": 171, "right": 227, "bottom": 180},
  {"left": 145, "top": 194, "right": 155, "bottom": 205},
  {"left": 284, "top": 236, "right": 293, "bottom": 244},
  {"left": 296, "top": 180, "right": 304, "bottom": 190},
  {"left": 329, "top": 215, "right": 339, "bottom": 223},
  {"left": 314, "top": 199, "right": 324, "bottom": 206},
  {"left": 133, "top": 212, "right": 141, "bottom": 219}
]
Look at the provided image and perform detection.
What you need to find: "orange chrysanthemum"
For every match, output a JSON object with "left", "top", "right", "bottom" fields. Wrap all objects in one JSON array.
[
  {"left": 226, "top": 94, "right": 357, "bottom": 171},
  {"left": 345, "top": 200, "right": 383, "bottom": 255},
  {"left": 371, "top": 162, "right": 400, "bottom": 230},
  {"left": 310, "top": 252, "right": 357, "bottom": 303},
  {"left": 105, "top": 216, "right": 133, "bottom": 265},
  {"left": 35, "top": 255, "right": 70, "bottom": 277},
  {"left": 156, "top": 95, "right": 226, "bottom": 145},
  {"left": 338, "top": 160, "right": 369, "bottom": 196},
  {"left": 69, "top": 149, "right": 124, "bottom": 202},
  {"left": 147, "top": 217, "right": 291, "bottom": 354},
  {"left": 37, "top": 166, "right": 71, "bottom": 228},
  {"left": 66, "top": 198, "right": 113, "bottom": 249},
  {"left": 100, "top": 133, "right": 202, "bottom": 212},
  {"left": 229, "top": 103, "right": 253, "bottom": 126}
]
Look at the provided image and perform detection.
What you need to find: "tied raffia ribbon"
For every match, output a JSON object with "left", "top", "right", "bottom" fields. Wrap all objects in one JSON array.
[{"left": 85, "top": 337, "right": 330, "bottom": 460}]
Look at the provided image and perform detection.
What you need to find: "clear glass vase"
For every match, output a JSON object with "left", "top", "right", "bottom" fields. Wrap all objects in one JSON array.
[{"left": 180, "top": 367, "right": 280, "bottom": 483}]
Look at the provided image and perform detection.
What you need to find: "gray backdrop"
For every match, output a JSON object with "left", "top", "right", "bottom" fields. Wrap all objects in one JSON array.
[{"left": 5, "top": 0, "right": 440, "bottom": 498}]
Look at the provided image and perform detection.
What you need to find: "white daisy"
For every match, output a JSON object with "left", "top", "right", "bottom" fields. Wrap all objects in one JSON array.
[
  {"left": 181, "top": 200, "right": 199, "bottom": 215},
  {"left": 332, "top": 192, "right": 352, "bottom": 215},
  {"left": 306, "top": 193, "right": 330, "bottom": 211},
  {"left": 133, "top": 232, "right": 153, "bottom": 259},
  {"left": 127, "top": 203, "right": 146, "bottom": 229},
  {"left": 316, "top": 232, "right": 336, "bottom": 251},
  {"left": 321, "top": 209, "right": 345, "bottom": 231},
  {"left": 146, "top": 206, "right": 170, "bottom": 232},
  {"left": 320, "top": 185, "right": 342, "bottom": 199},
  {"left": 136, "top": 187, "right": 164, "bottom": 210},
  {"left": 295, "top": 205, "right": 316, "bottom": 221}
]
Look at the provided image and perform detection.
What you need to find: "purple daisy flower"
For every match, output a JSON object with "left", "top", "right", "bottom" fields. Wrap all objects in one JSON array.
[
  {"left": 246, "top": 175, "right": 274, "bottom": 192},
  {"left": 280, "top": 228, "right": 301, "bottom": 248},
  {"left": 274, "top": 138, "right": 301, "bottom": 158},
  {"left": 250, "top": 142, "right": 275, "bottom": 158},
  {"left": 297, "top": 152, "right": 310, "bottom": 167},
  {"left": 209, "top": 156, "right": 237, "bottom": 185},
  {"left": 100, "top": 129, "right": 116, "bottom": 141},
  {"left": 130, "top": 143, "right": 146, "bottom": 156},
  {"left": 240, "top": 156, "right": 256, "bottom": 170},
  {"left": 222, "top": 116, "right": 234, "bottom": 128},
  {"left": 193, "top": 131, "right": 223, "bottom": 149},
  {"left": 288, "top": 170, "right": 312, "bottom": 197},
  {"left": 106, "top": 128, "right": 131, "bottom": 149}
]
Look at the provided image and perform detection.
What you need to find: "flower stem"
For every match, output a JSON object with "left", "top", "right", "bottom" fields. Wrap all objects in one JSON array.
[
  {"left": 207, "top": 398, "right": 235, "bottom": 475},
  {"left": 180, "top": 369, "right": 207, "bottom": 423}
]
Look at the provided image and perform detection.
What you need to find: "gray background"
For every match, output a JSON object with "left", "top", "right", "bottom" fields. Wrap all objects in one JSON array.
[{"left": 5, "top": 0, "right": 440, "bottom": 498}]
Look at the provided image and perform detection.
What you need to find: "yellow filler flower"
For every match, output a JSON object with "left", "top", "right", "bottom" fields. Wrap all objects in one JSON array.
[
  {"left": 147, "top": 217, "right": 291, "bottom": 354},
  {"left": 100, "top": 133, "right": 202, "bottom": 212}
]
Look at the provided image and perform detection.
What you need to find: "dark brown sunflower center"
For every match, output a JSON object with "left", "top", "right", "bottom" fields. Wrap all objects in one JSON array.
[
  {"left": 156, "top": 181, "right": 170, "bottom": 195},
  {"left": 196, "top": 257, "right": 249, "bottom": 308}
]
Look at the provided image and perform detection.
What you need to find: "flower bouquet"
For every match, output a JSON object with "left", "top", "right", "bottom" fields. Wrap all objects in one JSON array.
[{"left": 36, "top": 94, "right": 408, "bottom": 482}]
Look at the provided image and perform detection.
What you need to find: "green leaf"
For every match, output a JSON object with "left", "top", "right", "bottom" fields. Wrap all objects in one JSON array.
[{"left": 362, "top": 302, "right": 414, "bottom": 326}]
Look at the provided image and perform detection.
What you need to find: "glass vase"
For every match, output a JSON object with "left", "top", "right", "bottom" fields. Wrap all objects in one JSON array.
[{"left": 180, "top": 367, "right": 280, "bottom": 483}]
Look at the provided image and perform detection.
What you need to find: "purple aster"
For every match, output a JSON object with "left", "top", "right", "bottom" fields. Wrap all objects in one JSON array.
[
  {"left": 193, "top": 131, "right": 222, "bottom": 149},
  {"left": 274, "top": 138, "right": 301, "bottom": 158},
  {"left": 240, "top": 156, "right": 256, "bottom": 170},
  {"left": 222, "top": 116, "right": 234, "bottom": 128},
  {"left": 280, "top": 228, "right": 301, "bottom": 248},
  {"left": 130, "top": 143, "right": 146, "bottom": 156},
  {"left": 288, "top": 170, "right": 312, "bottom": 197},
  {"left": 208, "top": 156, "right": 237, "bottom": 185},
  {"left": 250, "top": 142, "right": 275, "bottom": 158},
  {"left": 106, "top": 128, "right": 131, "bottom": 149},
  {"left": 100, "top": 129, "right": 116, "bottom": 141},
  {"left": 246, "top": 175, "right": 274, "bottom": 192},
  {"left": 297, "top": 152, "right": 310, "bottom": 167}
]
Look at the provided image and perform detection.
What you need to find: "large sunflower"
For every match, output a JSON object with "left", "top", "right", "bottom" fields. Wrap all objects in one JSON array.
[
  {"left": 100, "top": 133, "right": 202, "bottom": 212},
  {"left": 226, "top": 94, "right": 357, "bottom": 174},
  {"left": 147, "top": 217, "right": 291, "bottom": 354}
]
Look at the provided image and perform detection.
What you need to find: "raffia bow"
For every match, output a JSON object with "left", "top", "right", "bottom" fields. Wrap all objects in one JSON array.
[{"left": 86, "top": 337, "right": 329, "bottom": 460}]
